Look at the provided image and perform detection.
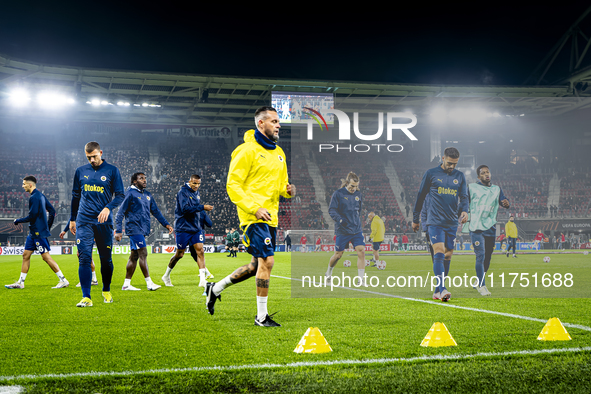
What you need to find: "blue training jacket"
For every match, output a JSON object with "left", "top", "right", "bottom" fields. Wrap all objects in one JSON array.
[
  {"left": 413, "top": 165, "right": 469, "bottom": 228},
  {"left": 420, "top": 193, "right": 430, "bottom": 232},
  {"left": 199, "top": 211, "right": 213, "bottom": 229},
  {"left": 115, "top": 186, "right": 170, "bottom": 236},
  {"left": 174, "top": 183, "right": 205, "bottom": 233},
  {"left": 329, "top": 186, "right": 363, "bottom": 235},
  {"left": 15, "top": 189, "right": 55, "bottom": 238},
  {"left": 70, "top": 160, "right": 125, "bottom": 225}
]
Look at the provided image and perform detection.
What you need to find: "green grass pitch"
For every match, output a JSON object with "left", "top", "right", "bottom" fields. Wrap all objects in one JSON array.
[{"left": 0, "top": 250, "right": 590, "bottom": 393}]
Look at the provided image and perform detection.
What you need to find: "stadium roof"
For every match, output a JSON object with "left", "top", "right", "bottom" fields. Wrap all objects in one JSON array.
[{"left": 1, "top": 53, "right": 590, "bottom": 126}]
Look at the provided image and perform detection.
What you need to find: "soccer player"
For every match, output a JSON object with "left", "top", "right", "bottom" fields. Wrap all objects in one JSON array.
[
  {"left": 368, "top": 212, "right": 385, "bottom": 266},
  {"left": 115, "top": 172, "right": 174, "bottom": 291},
  {"left": 5, "top": 176, "right": 69, "bottom": 289},
  {"left": 225, "top": 229, "right": 233, "bottom": 257},
  {"left": 284, "top": 232, "right": 292, "bottom": 252},
  {"left": 206, "top": 106, "right": 294, "bottom": 327},
  {"left": 325, "top": 172, "right": 366, "bottom": 286},
  {"left": 534, "top": 229, "right": 545, "bottom": 251},
  {"left": 161, "top": 174, "right": 213, "bottom": 288},
  {"left": 59, "top": 223, "right": 98, "bottom": 287},
  {"left": 70, "top": 142, "right": 125, "bottom": 307},
  {"left": 300, "top": 233, "right": 307, "bottom": 253},
  {"left": 314, "top": 235, "right": 322, "bottom": 252},
  {"left": 412, "top": 147, "right": 469, "bottom": 302},
  {"left": 231, "top": 227, "right": 240, "bottom": 257},
  {"left": 505, "top": 216, "right": 518, "bottom": 257},
  {"left": 464, "top": 165, "right": 510, "bottom": 296}
]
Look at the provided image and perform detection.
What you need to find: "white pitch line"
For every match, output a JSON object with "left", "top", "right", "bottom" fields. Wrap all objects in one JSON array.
[
  {"left": 1, "top": 347, "right": 590, "bottom": 383},
  {"left": 272, "top": 275, "right": 591, "bottom": 332}
]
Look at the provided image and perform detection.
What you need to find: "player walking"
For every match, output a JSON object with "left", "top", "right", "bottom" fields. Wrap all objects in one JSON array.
[
  {"left": 206, "top": 106, "right": 294, "bottom": 327},
  {"left": 368, "top": 212, "right": 384, "bottom": 266},
  {"left": 412, "top": 147, "right": 469, "bottom": 302},
  {"left": 70, "top": 142, "right": 125, "bottom": 307},
  {"left": 462, "top": 165, "right": 510, "bottom": 296},
  {"left": 115, "top": 172, "right": 174, "bottom": 291},
  {"left": 325, "top": 172, "right": 366, "bottom": 286},
  {"left": 505, "top": 216, "right": 518, "bottom": 257},
  {"left": 161, "top": 174, "right": 213, "bottom": 288},
  {"left": 5, "top": 176, "right": 69, "bottom": 289}
]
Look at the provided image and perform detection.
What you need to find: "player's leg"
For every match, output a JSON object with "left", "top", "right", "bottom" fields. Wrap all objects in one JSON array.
[
  {"left": 40, "top": 248, "right": 69, "bottom": 288},
  {"left": 207, "top": 257, "right": 259, "bottom": 315},
  {"left": 136, "top": 247, "right": 159, "bottom": 290},
  {"left": 326, "top": 250, "right": 344, "bottom": 282},
  {"left": 189, "top": 244, "right": 213, "bottom": 279},
  {"left": 429, "top": 226, "right": 446, "bottom": 297},
  {"left": 76, "top": 223, "right": 95, "bottom": 306},
  {"left": 479, "top": 236, "right": 495, "bottom": 295},
  {"left": 354, "top": 243, "right": 367, "bottom": 286},
  {"left": 162, "top": 233, "right": 188, "bottom": 286},
  {"left": 192, "top": 242, "right": 208, "bottom": 287},
  {"left": 471, "top": 231, "right": 486, "bottom": 289},
  {"left": 122, "top": 248, "right": 141, "bottom": 290},
  {"left": 5, "top": 248, "right": 33, "bottom": 288},
  {"left": 94, "top": 223, "right": 115, "bottom": 303}
]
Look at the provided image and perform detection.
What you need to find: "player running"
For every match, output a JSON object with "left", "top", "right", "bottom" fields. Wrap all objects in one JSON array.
[
  {"left": 115, "top": 172, "right": 174, "bottom": 291},
  {"left": 325, "top": 172, "right": 366, "bottom": 286},
  {"left": 206, "top": 106, "right": 294, "bottom": 327},
  {"left": 161, "top": 174, "right": 213, "bottom": 289},
  {"left": 412, "top": 147, "right": 469, "bottom": 302},
  {"left": 5, "top": 176, "right": 69, "bottom": 289},
  {"left": 368, "top": 212, "right": 385, "bottom": 266},
  {"left": 70, "top": 141, "right": 125, "bottom": 307},
  {"left": 462, "top": 165, "right": 510, "bottom": 296}
]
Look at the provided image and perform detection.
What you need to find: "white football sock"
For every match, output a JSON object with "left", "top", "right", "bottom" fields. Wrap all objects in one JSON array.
[
  {"left": 123, "top": 278, "right": 131, "bottom": 287},
  {"left": 326, "top": 264, "right": 334, "bottom": 277},
  {"left": 91, "top": 272, "right": 97, "bottom": 281},
  {"left": 257, "top": 296, "right": 268, "bottom": 321},
  {"left": 213, "top": 276, "right": 233, "bottom": 296},
  {"left": 19, "top": 273, "right": 27, "bottom": 283},
  {"left": 56, "top": 271, "right": 65, "bottom": 281},
  {"left": 164, "top": 267, "right": 173, "bottom": 277},
  {"left": 145, "top": 276, "right": 153, "bottom": 285}
]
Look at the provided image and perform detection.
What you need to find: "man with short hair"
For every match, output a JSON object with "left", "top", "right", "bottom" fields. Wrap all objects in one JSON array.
[
  {"left": 463, "top": 165, "right": 510, "bottom": 296},
  {"left": 368, "top": 211, "right": 385, "bottom": 265},
  {"left": 206, "top": 106, "right": 294, "bottom": 327},
  {"left": 412, "top": 147, "right": 469, "bottom": 302},
  {"left": 161, "top": 174, "right": 213, "bottom": 288},
  {"left": 5, "top": 176, "right": 69, "bottom": 289},
  {"left": 70, "top": 142, "right": 125, "bottom": 307},
  {"left": 115, "top": 172, "right": 174, "bottom": 291}
]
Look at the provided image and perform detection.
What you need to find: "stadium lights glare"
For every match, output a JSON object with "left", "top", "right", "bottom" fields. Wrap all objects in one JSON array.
[
  {"left": 8, "top": 89, "right": 31, "bottom": 106},
  {"left": 90, "top": 99, "right": 101, "bottom": 106},
  {"left": 37, "top": 92, "right": 76, "bottom": 108}
]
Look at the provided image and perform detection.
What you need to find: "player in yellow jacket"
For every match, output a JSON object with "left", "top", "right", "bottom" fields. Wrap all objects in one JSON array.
[
  {"left": 206, "top": 106, "right": 295, "bottom": 327},
  {"left": 368, "top": 212, "right": 385, "bottom": 265},
  {"left": 505, "top": 215, "right": 518, "bottom": 258}
]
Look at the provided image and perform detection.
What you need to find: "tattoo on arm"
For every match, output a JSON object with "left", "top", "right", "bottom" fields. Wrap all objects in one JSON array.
[{"left": 256, "top": 278, "right": 269, "bottom": 289}]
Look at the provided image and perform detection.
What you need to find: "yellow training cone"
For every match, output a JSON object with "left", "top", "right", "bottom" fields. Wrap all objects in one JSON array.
[
  {"left": 537, "top": 317, "right": 572, "bottom": 341},
  {"left": 420, "top": 322, "right": 457, "bottom": 347},
  {"left": 294, "top": 327, "right": 333, "bottom": 354}
]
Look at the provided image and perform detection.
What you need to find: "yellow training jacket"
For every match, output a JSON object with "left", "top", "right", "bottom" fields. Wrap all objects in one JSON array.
[
  {"left": 227, "top": 129, "right": 291, "bottom": 228},
  {"left": 505, "top": 221, "right": 518, "bottom": 238},
  {"left": 370, "top": 215, "right": 385, "bottom": 242}
]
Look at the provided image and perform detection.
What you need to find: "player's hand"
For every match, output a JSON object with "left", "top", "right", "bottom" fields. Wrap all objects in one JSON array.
[
  {"left": 501, "top": 199, "right": 510, "bottom": 208},
  {"left": 70, "top": 221, "right": 77, "bottom": 235},
  {"left": 98, "top": 208, "right": 110, "bottom": 223},
  {"left": 59, "top": 231, "right": 66, "bottom": 239},
  {"left": 166, "top": 225, "right": 174, "bottom": 234},
  {"left": 203, "top": 204, "right": 214, "bottom": 211},
  {"left": 412, "top": 222, "right": 419, "bottom": 232},
  {"left": 287, "top": 184, "right": 296, "bottom": 196},
  {"left": 114, "top": 233, "right": 123, "bottom": 242},
  {"left": 460, "top": 212, "right": 469, "bottom": 224},
  {"left": 255, "top": 208, "right": 272, "bottom": 221}
]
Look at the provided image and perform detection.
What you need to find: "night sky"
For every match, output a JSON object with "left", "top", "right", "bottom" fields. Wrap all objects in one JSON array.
[{"left": 1, "top": 3, "right": 590, "bottom": 85}]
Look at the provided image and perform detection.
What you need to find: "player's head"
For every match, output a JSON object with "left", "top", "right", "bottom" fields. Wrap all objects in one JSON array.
[
  {"left": 85, "top": 141, "right": 103, "bottom": 169},
  {"left": 131, "top": 172, "right": 147, "bottom": 189},
  {"left": 476, "top": 165, "right": 491, "bottom": 184},
  {"left": 509, "top": 215, "right": 514, "bottom": 222},
  {"left": 188, "top": 174, "right": 201, "bottom": 191},
  {"left": 368, "top": 212, "right": 375, "bottom": 221},
  {"left": 255, "top": 106, "right": 280, "bottom": 142},
  {"left": 341, "top": 172, "right": 360, "bottom": 194},
  {"left": 22, "top": 176, "right": 37, "bottom": 193},
  {"left": 442, "top": 147, "right": 460, "bottom": 174}
]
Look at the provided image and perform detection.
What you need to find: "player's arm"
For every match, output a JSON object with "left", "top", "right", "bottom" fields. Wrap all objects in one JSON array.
[
  {"left": 178, "top": 189, "right": 205, "bottom": 215},
  {"left": 70, "top": 168, "right": 82, "bottom": 234},
  {"left": 279, "top": 154, "right": 293, "bottom": 199},
  {"left": 412, "top": 171, "right": 432, "bottom": 230},
  {"left": 150, "top": 196, "right": 173, "bottom": 233},
  {"left": 226, "top": 148, "right": 264, "bottom": 217},
  {"left": 45, "top": 197, "right": 56, "bottom": 231},
  {"left": 458, "top": 174, "right": 469, "bottom": 223},
  {"left": 370, "top": 219, "right": 377, "bottom": 240},
  {"left": 499, "top": 187, "right": 510, "bottom": 209},
  {"left": 14, "top": 195, "right": 37, "bottom": 224},
  {"left": 328, "top": 192, "right": 343, "bottom": 224},
  {"left": 59, "top": 222, "right": 70, "bottom": 239},
  {"left": 115, "top": 192, "right": 131, "bottom": 235},
  {"left": 100, "top": 168, "right": 125, "bottom": 223},
  {"left": 201, "top": 212, "right": 213, "bottom": 228}
]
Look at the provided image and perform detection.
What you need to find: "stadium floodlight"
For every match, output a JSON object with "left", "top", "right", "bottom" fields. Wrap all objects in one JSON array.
[
  {"left": 100, "top": 101, "right": 109, "bottom": 106},
  {"left": 8, "top": 89, "right": 31, "bottom": 106},
  {"left": 91, "top": 99, "right": 101, "bottom": 106},
  {"left": 37, "top": 92, "right": 75, "bottom": 108},
  {"left": 142, "top": 103, "right": 149, "bottom": 107},
  {"left": 133, "top": 103, "right": 141, "bottom": 107}
]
